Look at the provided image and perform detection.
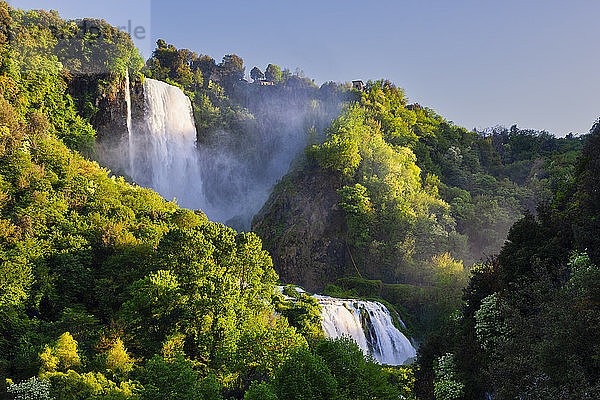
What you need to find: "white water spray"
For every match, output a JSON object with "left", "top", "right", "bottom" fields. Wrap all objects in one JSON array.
[
  {"left": 278, "top": 287, "right": 416, "bottom": 365},
  {"left": 124, "top": 70, "right": 132, "bottom": 138},
  {"left": 127, "top": 78, "right": 202, "bottom": 206},
  {"left": 117, "top": 77, "right": 342, "bottom": 228},
  {"left": 315, "top": 295, "right": 416, "bottom": 365},
  {"left": 124, "top": 70, "right": 133, "bottom": 170}
]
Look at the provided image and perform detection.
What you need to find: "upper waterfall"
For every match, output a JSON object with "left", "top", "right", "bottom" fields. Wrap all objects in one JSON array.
[
  {"left": 124, "top": 70, "right": 132, "bottom": 171},
  {"left": 124, "top": 70, "right": 132, "bottom": 140},
  {"left": 127, "top": 78, "right": 203, "bottom": 207},
  {"left": 115, "top": 76, "right": 340, "bottom": 230}
]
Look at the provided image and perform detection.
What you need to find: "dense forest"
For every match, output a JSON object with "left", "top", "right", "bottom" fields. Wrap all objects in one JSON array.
[
  {"left": 253, "top": 80, "right": 583, "bottom": 334},
  {"left": 0, "top": 2, "right": 597, "bottom": 400},
  {"left": 0, "top": 5, "right": 408, "bottom": 399}
]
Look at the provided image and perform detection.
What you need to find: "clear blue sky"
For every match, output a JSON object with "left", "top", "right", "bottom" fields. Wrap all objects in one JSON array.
[{"left": 10, "top": 0, "right": 600, "bottom": 136}]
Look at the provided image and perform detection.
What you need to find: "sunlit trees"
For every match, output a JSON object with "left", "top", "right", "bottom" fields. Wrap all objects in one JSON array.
[
  {"left": 219, "top": 54, "right": 244, "bottom": 88},
  {"left": 39, "top": 332, "right": 81, "bottom": 373},
  {"left": 264, "top": 64, "right": 282, "bottom": 83},
  {"left": 105, "top": 338, "right": 135, "bottom": 376}
]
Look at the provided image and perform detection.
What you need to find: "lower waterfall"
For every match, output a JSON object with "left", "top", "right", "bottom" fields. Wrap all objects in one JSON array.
[
  {"left": 316, "top": 295, "right": 417, "bottom": 365},
  {"left": 279, "top": 287, "right": 416, "bottom": 365}
]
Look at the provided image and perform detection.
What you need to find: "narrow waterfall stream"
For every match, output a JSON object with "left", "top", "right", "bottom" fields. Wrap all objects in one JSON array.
[{"left": 124, "top": 70, "right": 133, "bottom": 171}]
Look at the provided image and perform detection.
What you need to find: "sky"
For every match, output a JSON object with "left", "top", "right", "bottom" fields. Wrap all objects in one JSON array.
[{"left": 9, "top": 0, "right": 600, "bottom": 136}]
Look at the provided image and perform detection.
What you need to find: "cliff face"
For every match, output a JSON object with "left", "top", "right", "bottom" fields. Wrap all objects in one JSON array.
[
  {"left": 130, "top": 76, "right": 144, "bottom": 123},
  {"left": 252, "top": 165, "right": 351, "bottom": 291},
  {"left": 67, "top": 72, "right": 144, "bottom": 173}
]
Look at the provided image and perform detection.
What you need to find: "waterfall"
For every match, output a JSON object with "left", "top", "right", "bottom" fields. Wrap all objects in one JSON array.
[
  {"left": 118, "top": 77, "right": 341, "bottom": 229},
  {"left": 278, "top": 287, "right": 416, "bottom": 365},
  {"left": 124, "top": 70, "right": 132, "bottom": 170},
  {"left": 315, "top": 295, "right": 416, "bottom": 365},
  {"left": 124, "top": 70, "right": 132, "bottom": 138},
  {"left": 127, "top": 78, "right": 203, "bottom": 206}
]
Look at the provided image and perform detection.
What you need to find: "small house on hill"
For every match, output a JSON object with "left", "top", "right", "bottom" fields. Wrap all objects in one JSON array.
[{"left": 352, "top": 80, "right": 364, "bottom": 91}]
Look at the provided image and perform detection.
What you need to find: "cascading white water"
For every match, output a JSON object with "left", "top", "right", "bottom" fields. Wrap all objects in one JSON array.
[
  {"left": 315, "top": 295, "right": 417, "bottom": 365},
  {"left": 117, "top": 77, "right": 341, "bottom": 229},
  {"left": 125, "top": 69, "right": 132, "bottom": 168},
  {"left": 124, "top": 70, "right": 132, "bottom": 137},
  {"left": 128, "top": 78, "right": 204, "bottom": 206},
  {"left": 124, "top": 70, "right": 133, "bottom": 170},
  {"left": 278, "top": 287, "right": 416, "bottom": 365}
]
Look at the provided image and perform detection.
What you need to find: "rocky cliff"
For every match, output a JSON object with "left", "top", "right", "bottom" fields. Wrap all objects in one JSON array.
[
  {"left": 252, "top": 163, "right": 352, "bottom": 292},
  {"left": 67, "top": 72, "right": 144, "bottom": 173}
]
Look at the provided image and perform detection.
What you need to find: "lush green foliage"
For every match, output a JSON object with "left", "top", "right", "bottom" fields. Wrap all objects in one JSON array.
[
  {"left": 243, "top": 338, "right": 408, "bottom": 400},
  {"left": 272, "top": 286, "right": 323, "bottom": 340},
  {"left": 414, "top": 123, "right": 600, "bottom": 399},
  {"left": 299, "top": 80, "right": 583, "bottom": 334},
  {"left": 0, "top": 3, "right": 592, "bottom": 399},
  {"left": 0, "top": 77, "right": 306, "bottom": 395},
  {"left": 0, "top": 9, "right": 398, "bottom": 400},
  {"left": 0, "top": 8, "right": 315, "bottom": 397},
  {"left": 0, "top": 4, "right": 144, "bottom": 155}
]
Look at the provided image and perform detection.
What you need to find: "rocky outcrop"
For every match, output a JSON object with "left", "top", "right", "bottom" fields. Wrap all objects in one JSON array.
[
  {"left": 67, "top": 72, "right": 144, "bottom": 173},
  {"left": 130, "top": 75, "right": 144, "bottom": 122},
  {"left": 252, "top": 164, "right": 352, "bottom": 292},
  {"left": 68, "top": 72, "right": 144, "bottom": 136}
]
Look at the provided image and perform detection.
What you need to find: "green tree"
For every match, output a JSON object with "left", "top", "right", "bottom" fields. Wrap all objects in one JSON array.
[
  {"left": 250, "top": 66, "right": 264, "bottom": 82},
  {"left": 43, "top": 370, "right": 141, "bottom": 400},
  {"left": 264, "top": 64, "right": 282, "bottom": 83},
  {"left": 39, "top": 332, "right": 81, "bottom": 373},
  {"left": 272, "top": 347, "right": 337, "bottom": 400},
  {"left": 315, "top": 337, "right": 400, "bottom": 400},
  {"left": 138, "top": 355, "right": 205, "bottom": 400},
  {"left": 219, "top": 54, "right": 244, "bottom": 84},
  {"left": 433, "top": 353, "right": 464, "bottom": 400},
  {"left": 244, "top": 382, "right": 277, "bottom": 400},
  {"left": 105, "top": 338, "right": 134, "bottom": 376}
]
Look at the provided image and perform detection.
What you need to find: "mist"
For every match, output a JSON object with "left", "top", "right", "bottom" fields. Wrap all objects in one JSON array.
[{"left": 102, "top": 76, "right": 347, "bottom": 231}]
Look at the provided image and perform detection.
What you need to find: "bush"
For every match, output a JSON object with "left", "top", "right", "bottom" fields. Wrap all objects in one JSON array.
[{"left": 272, "top": 347, "right": 337, "bottom": 400}]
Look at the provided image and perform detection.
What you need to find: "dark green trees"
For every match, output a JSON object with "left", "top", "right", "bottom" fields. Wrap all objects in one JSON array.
[
  {"left": 245, "top": 338, "right": 402, "bottom": 400},
  {"left": 250, "top": 66, "right": 264, "bottom": 82},
  {"left": 419, "top": 122, "right": 600, "bottom": 399}
]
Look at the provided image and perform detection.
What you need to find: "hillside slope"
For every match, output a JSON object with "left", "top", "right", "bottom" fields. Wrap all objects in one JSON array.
[{"left": 254, "top": 80, "right": 583, "bottom": 302}]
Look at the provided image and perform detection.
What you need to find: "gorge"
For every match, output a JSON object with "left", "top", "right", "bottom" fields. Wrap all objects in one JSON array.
[
  {"left": 2, "top": 7, "right": 596, "bottom": 398},
  {"left": 117, "top": 77, "right": 415, "bottom": 365}
]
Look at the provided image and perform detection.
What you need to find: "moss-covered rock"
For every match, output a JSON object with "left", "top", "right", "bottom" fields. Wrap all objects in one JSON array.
[{"left": 253, "top": 166, "right": 350, "bottom": 292}]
